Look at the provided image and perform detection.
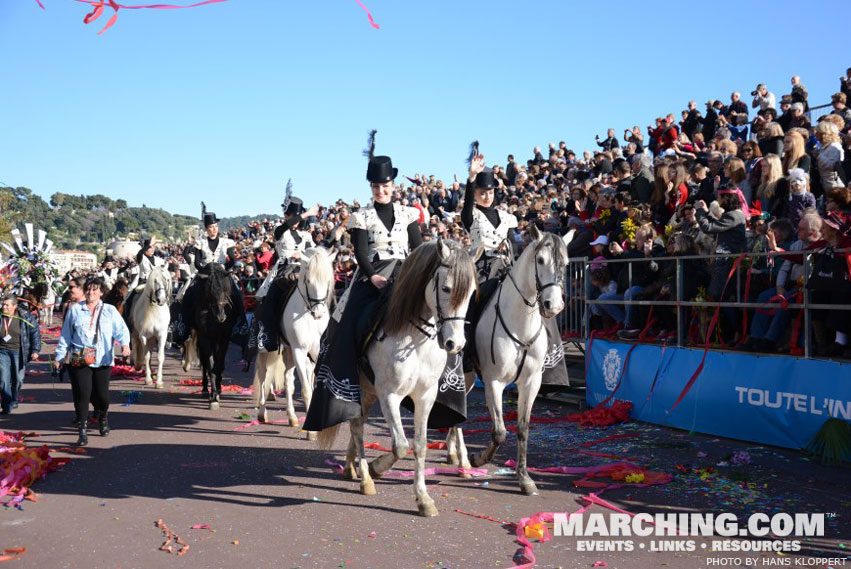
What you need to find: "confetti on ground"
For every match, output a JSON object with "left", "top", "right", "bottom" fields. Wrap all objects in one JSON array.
[{"left": 154, "top": 519, "right": 188, "bottom": 556}]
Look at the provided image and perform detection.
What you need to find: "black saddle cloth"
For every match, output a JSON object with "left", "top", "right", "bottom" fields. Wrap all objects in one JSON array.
[{"left": 356, "top": 283, "right": 467, "bottom": 430}]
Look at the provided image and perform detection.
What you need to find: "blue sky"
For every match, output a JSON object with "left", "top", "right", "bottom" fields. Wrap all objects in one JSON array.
[{"left": 1, "top": 0, "right": 848, "bottom": 217}]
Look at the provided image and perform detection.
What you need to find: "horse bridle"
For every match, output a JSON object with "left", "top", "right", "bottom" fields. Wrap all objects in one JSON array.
[
  {"left": 151, "top": 278, "right": 169, "bottom": 305},
  {"left": 297, "top": 278, "right": 329, "bottom": 314},
  {"left": 411, "top": 264, "right": 468, "bottom": 342},
  {"left": 489, "top": 239, "right": 564, "bottom": 382},
  {"left": 505, "top": 240, "right": 564, "bottom": 312}
]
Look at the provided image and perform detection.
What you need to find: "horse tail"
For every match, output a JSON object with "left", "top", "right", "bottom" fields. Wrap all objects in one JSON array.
[
  {"left": 314, "top": 422, "right": 344, "bottom": 451},
  {"left": 181, "top": 331, "right": 198, "bottom": 373}
]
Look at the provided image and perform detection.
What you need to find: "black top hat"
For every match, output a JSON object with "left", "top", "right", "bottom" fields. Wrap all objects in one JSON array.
[
  {"left": 366, "top": 156, "right": 398, "bottom": 184},
  {"left": 473, "top": 168, "right": 499, "bottom": 190},
  {"left": 203, "top": 212, "right": 219, "bottom": 227},
  {"left": 140, "top": 237, "right": 152, "bottom": 250},
  {"left": 284, "top": 196, "right": 305, "bottom": 216},
  {"left": 104, "top": 255, "right": 115, "bottom": 263}
]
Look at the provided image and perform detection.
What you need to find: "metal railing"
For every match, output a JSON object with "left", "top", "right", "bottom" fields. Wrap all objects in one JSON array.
[
  {"left": 558, "top": 248, "right": 851, "bottom": 359},
  {"left": 807, "top": 103, "right": 833, "bottom": 124}
]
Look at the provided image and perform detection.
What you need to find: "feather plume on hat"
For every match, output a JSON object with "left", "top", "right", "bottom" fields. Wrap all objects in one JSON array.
[
  {"left": 201, "top": 201, "right": 207, "bottom": 223},
  {"left": 466, "top": 140, "right": 480, "bottom": 167},
  {"left": 363, "top": 129, "right": 377, "bottom": 159},
  {"left": 282, "top": 178, "right": 293, "bottom": 212}
]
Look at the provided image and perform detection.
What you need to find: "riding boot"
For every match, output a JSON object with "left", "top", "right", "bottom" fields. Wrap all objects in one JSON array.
[
  {"left": 77, "top": 421, "right": 88, "bottom": 446},
  {"left": 99, "top": 413, "right": 110, "bottom": 437},
  {"left": 257, "top": 286, "right": 281, "bottom": 353}
]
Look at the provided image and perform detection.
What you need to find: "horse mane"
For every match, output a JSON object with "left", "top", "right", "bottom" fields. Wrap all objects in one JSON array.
[
  {"left": 517, "top": 231, "right": 568, "bottom": 275},
  {"left": 200, "top": 265, "right": 233, "bottom": 306},
  {"left": 301, "top": 248, "right": 334, "bottom": 303},
  {"left": 384, "top": 241, "right": 476, "bottom": 336}
]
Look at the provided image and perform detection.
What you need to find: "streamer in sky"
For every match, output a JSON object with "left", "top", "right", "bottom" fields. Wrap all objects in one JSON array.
[
  {"left": 35, "top": 0, "right": 229, "bottom": 34},
  {"left": 354, "top": 0, "right": 380, "bottom": 29}
]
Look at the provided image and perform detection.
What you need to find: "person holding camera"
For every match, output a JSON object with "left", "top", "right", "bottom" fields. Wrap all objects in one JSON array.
[
  {"left": 596, "top": 128, "right": 620, "bottom": 152},
  {"left": 54, "top": 277, "right": 130, "bottom": 446},
  {"left": 751, "top": 84, "right": 776, "bottom": 112}
]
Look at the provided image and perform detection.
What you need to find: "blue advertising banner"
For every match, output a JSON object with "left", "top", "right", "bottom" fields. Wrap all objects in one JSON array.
[{"left": 586, "top": 340, "right": 851, "bottom": 450}]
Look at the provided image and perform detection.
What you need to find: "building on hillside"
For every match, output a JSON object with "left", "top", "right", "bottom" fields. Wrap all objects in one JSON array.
[
  {"left": 53, "top": 250, "right": 98, "bottom": 274},
  {"left": 106, "top": 239, "right": 141, "bottom": 260}
]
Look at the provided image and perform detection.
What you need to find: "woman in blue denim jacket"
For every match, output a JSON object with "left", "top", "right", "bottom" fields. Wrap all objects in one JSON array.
[
  {"left": 0, "top": 295, "right": 41, "bottom": 414},
  {"left": 54, "top": 277, "right": 130, "bottom": 446}
]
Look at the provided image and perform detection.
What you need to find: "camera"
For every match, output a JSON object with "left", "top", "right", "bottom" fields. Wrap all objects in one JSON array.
[{"left": 751, "top": 90, "right": 759, "bottom": 96}]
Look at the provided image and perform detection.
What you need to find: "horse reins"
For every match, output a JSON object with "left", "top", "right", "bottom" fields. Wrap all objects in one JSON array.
[
  {"left": 409, "top": 263, "right": 468, "bottom": 342},
  {"left": 490, "top": 239, "right": 564, "bottom": 383},
  {"left": 296, "top": 279, "right": 330, "bottom": 314}
]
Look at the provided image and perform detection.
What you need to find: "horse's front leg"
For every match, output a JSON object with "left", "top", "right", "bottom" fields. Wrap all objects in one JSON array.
[
  {"left": 470, "top": 379, "right": 507, "bottom": 467},
  {"left": 283, "top": 348, "right": 299, "bottom": 428},
  {"left": 515, "top": 371, "right": 543, "bottom": 496},
  {"left": 445, "top": 427, "right": 459, "bottom": 465},
  {"left": 253, "top": 351, "right": 269, "bottom": 422},
  {"left": 454, "top": 427, "right": 474, "bottom": 476},
  {"left": 293, "top": 348, "right": 315, "bottom": 438},
  {"left": 413, "top": 390, "right": 438, "bottom": 517},
  {"left": 369, "top": 392, "right": 408, "bottom": 479},
  {"left": 155, "top": 330, "right": 166, "bottom": 388},
  {"left": 352, "top": 385, "right": 377, "bottom": 495}
]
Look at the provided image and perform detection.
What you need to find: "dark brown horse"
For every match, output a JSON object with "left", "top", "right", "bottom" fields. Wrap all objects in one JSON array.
[{"left": 194, "top": 265, "right": 239, "bottom": 409}]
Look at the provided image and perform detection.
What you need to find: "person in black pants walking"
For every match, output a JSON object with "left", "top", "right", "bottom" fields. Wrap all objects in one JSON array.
[{"left": 54, "top": 277, "right": 130, "bottom": 446}]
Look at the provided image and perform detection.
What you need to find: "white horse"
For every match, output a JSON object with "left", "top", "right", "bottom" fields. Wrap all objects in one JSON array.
[
  {"left": 253, "top": 248, "right": 336, "bottom": 439},
  {"left": 130, "top": 266, "right": 173, "bottom": 388},
  {"left": 446, "top": 225, "right": 567, "bottom": 495},
  {"left": 38, "top": 285, "right": 56, "bottom": 327},
  {"left": 317, "top": 240, "right": 478, "bottom": 517}
]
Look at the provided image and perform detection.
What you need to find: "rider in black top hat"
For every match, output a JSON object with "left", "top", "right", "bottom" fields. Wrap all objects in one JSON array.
[
  {"left": 253, "top": 182, "right": 341, "bottom": 353},
  {"left": 461, "top": 143, "right": 519, "bottom": 281},
  {"left": 305, "top": 130, "right": 423, "bottom": 432}
]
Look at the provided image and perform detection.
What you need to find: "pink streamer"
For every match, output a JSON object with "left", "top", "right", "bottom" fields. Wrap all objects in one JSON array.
[
  {"left": 323, "top": 459, "right": 487, "bottom": 478},
  {"left": 507, "top": 465, "right": 673, "bottom": 568},
  {"left": 381, "top": 466, "right": 489, "bottom": 478},
  {"left": 232, "top": 419, "right": 290, "bottom": 431},
  {"left": 353, "top": 0, "right": 379, "bottom": 29}
]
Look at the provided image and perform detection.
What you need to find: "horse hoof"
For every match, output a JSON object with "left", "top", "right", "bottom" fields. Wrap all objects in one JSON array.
[
  {"left": 257, "top": 410, "right": 267, "bottom": 423},
  {"left": 367, "top": 462, "right": 383, "bottom": 480},
  {"left": 459, "top": 470, "right": 472, "bottom": 479},
  {"left": 470, "top": 454, "right": 488, "bottom": 468},
  {"left": 417, "top": 502, "right": 439, "bottom": 517},
  {"left": 209, "top": 401, "right": 219, "bottom": 410},
  {"left": 360, "top": 481, "right": 376, "bottom": 496},
  {"left": 155, "top": 381, "right": 164, "bottom": 389},
  {"left": 144, "top": 379, "right": 153, "bottom": 387},
  {"left": 268, "top": 392, "right": 277, "bottom": 402},
  {"left": 305, "top": 431, "right": 317, "bottom": 442},
  {"left": 520, "top": 482, "right": 539, "bottom": 496},
  {"left": 289, "top": 417, "right": 300, "bottom": 428}
]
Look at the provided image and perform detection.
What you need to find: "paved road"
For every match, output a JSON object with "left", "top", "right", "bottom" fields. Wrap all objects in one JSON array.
[{"left": 2, "top": 327, "right": 849, "bottom": 569}]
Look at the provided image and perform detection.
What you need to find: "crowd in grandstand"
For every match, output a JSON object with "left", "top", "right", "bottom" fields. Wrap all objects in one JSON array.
[{"left": 66, "top": 69, "right": 851, "bottom": 359}]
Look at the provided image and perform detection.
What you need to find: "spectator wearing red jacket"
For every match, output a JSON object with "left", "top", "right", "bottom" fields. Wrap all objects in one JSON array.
[{"left": 255, "top": 242, "right": 274, "bottom": 272}]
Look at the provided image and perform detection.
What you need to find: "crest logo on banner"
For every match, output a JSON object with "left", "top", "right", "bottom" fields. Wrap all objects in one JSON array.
[{"left": 602, "top": 348, "right": 622, "bottom": 392}]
